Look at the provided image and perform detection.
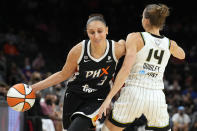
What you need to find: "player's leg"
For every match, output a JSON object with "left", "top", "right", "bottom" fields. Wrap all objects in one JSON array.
[
  {"left": 144, "top": 89, "right": 170, "bottom": 131},
  {"left": 103, "top": 86, "right": 144, "bottom": 131},
  {"left": 62, "top": 92, "right": 83, "bottom": 130},
  {"left": 144, "top": 129, "right": 171, "bottom": 131},
  {"left": 68, "top": 98, "right": 105, "bottom": 131},
  {"left": 102, "top": 119, "right": 124, "bottom": 131},
  {"left": 67, "top": 115, "right": 92, "bottom": 131},
  {"left": 124, "top": 115, "right": 147, "bottom": 131}
]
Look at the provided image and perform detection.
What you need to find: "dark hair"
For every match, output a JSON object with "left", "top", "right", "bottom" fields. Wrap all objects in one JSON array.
[
  {"left": 86, "top": 14, "right": 107, "bottom": 29},
  {"left": 144, "top": 4, "right": 170, "bottom": 30}
]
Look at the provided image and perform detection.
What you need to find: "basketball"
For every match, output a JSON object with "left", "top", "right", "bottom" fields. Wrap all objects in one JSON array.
[{"left": 7, "top": 83, "right": 36, "bottom": 112}]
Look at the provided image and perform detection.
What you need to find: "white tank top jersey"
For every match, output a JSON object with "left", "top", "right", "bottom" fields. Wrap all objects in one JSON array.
[{"left": 125, "top": 32, "right": 171, "bottom": 89}]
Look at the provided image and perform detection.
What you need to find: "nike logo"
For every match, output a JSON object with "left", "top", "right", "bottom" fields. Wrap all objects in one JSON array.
[
  {"left": 84, "top": 59, "right": 91, "bottom": 62},
  {"left": 65, "top": 93, "right": 69, "bottom": 97},
  {"left": 97, "top": 98, "right": 104, "bottom": 101}
]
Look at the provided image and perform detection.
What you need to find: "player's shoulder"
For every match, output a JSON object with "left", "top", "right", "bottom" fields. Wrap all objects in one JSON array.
[
  {"left": 113, "top": 39, "right": 126, "bottom": 59},
  {"left": 114, "top": 39, "right": 126, "bottom": 50},
  {"left": 114, "top": 39, "right": 125, "bottom": 47},
  {"left": 169, "top": 39, "right": 178, "bottom": 50},
  {"left": 170, "top": 39, "right": 177, "bottom": 45},
  {"left": 127, "top": 32, "right": 143, "bottom": 43},
  {"left": 69, "top": 41, "right": 83, "bottom": 56},
  {"left": 127, "top": 32, "right": 141, "bottom": 38}
]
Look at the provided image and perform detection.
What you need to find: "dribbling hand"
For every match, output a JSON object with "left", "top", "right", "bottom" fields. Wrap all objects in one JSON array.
[{"left": 98, "top": 98, "right": 111, "bottom": 119}]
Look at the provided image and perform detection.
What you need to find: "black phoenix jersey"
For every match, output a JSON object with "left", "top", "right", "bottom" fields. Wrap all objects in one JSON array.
[{"left": 67, "top": 39, "right": 118, "bottom": 99}]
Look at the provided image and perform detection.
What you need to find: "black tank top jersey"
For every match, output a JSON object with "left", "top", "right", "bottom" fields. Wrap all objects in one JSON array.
[{"left": 67, "top": 39, "right": 118, "bottom": 99}]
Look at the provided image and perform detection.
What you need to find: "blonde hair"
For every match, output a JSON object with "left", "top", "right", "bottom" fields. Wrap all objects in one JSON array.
[{"left": 144, "top": 4, "right": 170, "bottom": 30}]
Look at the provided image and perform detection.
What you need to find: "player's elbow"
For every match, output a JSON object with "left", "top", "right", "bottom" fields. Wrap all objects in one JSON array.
[
  {"left": 179, "top": 54, "right": 185, "bottom": 60},
  {"left": 180, "top": 51, "right": 185, "bottom": 60},
  {"left": 176, "top": 51, "right": 185, "bottom": 60},
  {"left": 171, "top": 47, "right": 185, "bottom": 60}
]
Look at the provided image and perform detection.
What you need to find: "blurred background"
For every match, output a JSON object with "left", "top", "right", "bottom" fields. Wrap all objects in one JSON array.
[{"left": 0, "top": 0, "right": 196, "bottom": 131}]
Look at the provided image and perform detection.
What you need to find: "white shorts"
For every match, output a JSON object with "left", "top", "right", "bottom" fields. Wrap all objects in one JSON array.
[{"left": 111, "top": 86, "right": 170, "bottom": 129}]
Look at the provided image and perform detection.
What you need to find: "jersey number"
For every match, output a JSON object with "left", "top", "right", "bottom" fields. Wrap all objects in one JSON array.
[
  {"left": 98, "top": 76, "right": 107, "bottom": 86},
  {"left": 146, "top": 49, "right": 164, "bottom": 64}
]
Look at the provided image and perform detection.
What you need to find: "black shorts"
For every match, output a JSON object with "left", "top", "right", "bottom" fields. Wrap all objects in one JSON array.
[{"left": 62, "top": 91, "right": 104, "bottom": 129}]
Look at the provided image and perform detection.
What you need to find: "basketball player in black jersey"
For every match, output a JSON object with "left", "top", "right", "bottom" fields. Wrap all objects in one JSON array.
[{"left": 31, "top": 14, "right": 125, "bottom": 131}]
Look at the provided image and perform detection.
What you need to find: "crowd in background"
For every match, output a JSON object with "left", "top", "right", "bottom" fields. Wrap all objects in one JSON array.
[{"left": 0, "top": 0, "right": 197, "bottom": 131}]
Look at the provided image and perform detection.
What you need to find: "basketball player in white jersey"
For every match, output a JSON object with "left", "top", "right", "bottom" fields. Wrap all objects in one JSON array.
[{"left": 98, "top": 4, "right": 185, "bottom": 131}]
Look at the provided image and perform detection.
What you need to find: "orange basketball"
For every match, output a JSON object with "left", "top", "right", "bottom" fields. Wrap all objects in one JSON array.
[{"left": 7, "top": 83, "right": 36, "bottom": 112}]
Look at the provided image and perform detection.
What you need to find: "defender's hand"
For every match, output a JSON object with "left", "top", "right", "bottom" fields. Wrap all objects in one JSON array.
[{"left": 98, "top": 98, "right": 111, "bottom": 119}]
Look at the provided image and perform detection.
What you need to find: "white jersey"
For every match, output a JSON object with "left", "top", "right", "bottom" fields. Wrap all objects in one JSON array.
[{"left": 125, "top": 32, "right": 171, "bottom": 89}]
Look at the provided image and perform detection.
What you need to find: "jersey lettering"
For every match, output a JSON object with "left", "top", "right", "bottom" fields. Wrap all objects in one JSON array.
[
  {"left": 146, "top": 72, "right": 158, "bottom": 78},
  {"left": 143, "top": 63, "right": 160, "bottom": 78},
  {"left": 143, "top": 63, "right": 160, "bottom": 72},
  {"left": 82, "top": 84, "right": 97, "bottom": 93},
  {"left": 85, "top": 66, "right": 110, "bottom": 79},
  {"left": 86, "top": 69, "right": 101, "bottom": 78}
]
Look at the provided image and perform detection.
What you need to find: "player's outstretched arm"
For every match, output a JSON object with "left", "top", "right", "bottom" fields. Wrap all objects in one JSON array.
[
  {"left": 32, "top": 42, "right": 82, "bottom": 92},
  {"left": 98, "top": 33, "right": 139, "bottom": 118},
  {"left": 170, "top": 40, "right": 185, "bottom": 60}
]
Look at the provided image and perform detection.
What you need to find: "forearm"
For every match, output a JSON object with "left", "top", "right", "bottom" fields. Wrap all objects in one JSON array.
[
  {"left": 107, "top": 67, "right": 130, "bottom": 100},
  {"left": 107, "top": 47, "right": 136, "bottom": 99},
  {"left": 32, "top": 71, "right": 66, "bottom": 92}
]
